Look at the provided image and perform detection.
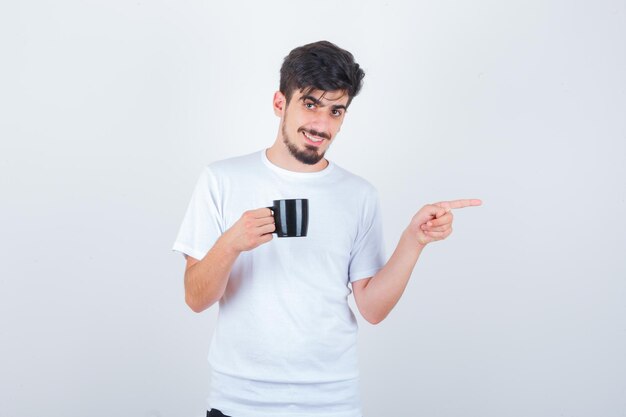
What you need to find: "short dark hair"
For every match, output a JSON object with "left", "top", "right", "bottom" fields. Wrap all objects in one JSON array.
[{"left": 279, "top": 40, "right": 365, "bottom": 107}]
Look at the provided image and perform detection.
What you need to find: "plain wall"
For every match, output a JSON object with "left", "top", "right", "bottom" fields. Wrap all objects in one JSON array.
[{"left": 1, "top": 1, "right": 625, "bottom": 416}]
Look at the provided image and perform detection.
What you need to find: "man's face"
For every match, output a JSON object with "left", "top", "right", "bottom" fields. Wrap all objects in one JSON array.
[{"left": 278, "top": 89, "right": 349, "bottom": 165}]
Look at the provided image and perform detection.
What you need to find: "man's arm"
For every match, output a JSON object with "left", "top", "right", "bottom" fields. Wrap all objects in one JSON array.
[
  {"left": 352, "top": 199, "right": 481, "bottom": 324},
  {"left": 184, "top": 207, "right": 275, "bottom": 313}
]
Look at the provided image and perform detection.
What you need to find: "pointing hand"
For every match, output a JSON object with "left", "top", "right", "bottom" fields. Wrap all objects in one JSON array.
[{"left": 409, "top": 199, "right": 482, "bottom": 246}]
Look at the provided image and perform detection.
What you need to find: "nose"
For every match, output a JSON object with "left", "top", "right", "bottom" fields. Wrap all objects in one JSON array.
[{"left": 308, "top": 113, "right": 334, "bottom": 136}]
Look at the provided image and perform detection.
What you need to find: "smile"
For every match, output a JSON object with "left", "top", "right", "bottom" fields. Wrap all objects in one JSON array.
[{"left": 302, "top": 131, "right": 324, "bottom": 145}]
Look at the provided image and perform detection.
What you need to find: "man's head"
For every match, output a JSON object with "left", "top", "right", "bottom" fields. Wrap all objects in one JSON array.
[
  {"left": 273, "top": 41, "right": 364, "bottom": 166},
  {"left": 279, "top": 40, "right": 365, "bottom": 107}
]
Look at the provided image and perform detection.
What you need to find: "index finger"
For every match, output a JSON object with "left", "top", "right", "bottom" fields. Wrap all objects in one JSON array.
[
  {"left": 435, "top": 199, "right": 482, "bottom": 210},
  {"left": 251, "top": 207, "right": 275, "bottom": 218}
]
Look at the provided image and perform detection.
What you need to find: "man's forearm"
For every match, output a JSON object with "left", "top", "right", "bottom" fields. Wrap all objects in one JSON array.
[
  {"left": 184, "top": 207, "right": 276, "bottom": 312},
  {"left": 359, "top": 229, "right": 425, "bottom": 324},
  {"left": 184, "top": 235, "right": 240, "bottom": 313}
]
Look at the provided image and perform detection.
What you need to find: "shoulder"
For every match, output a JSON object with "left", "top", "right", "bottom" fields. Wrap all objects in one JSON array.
[
  {"left": 192, "top": 151, "right": 262, "bottom": 193},
  {"left": 330, "top": 162, "right": 379, "bottom": 197}
]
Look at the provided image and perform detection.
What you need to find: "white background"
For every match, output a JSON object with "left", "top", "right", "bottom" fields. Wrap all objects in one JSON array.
[{"left": 1, "top": 1, "right": 625, "bottom": 416}]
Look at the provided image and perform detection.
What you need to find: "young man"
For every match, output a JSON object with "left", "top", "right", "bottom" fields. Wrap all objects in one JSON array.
[{"left": 173, "top": 40, "right": 481, "bottom": 417}]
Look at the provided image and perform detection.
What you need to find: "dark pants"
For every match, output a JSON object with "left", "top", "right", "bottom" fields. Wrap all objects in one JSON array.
[{"left": 207, "top": 410, "right": 231, "bottom": 417}]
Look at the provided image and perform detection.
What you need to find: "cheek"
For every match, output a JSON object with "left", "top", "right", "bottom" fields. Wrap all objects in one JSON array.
[
  {"left": 292, "top": 115, "right": 307, "bottom": 130},
  {"left": 333, "top": 121, "right": 344, "bottom": 135}
]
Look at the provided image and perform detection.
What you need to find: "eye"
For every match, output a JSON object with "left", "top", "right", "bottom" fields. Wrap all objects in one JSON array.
[
  {"left": 331, "top": 109, "right": 343, "bottom": 117},
  {"left": 304, "top": 102, "right": 316, "bottom": 109}
]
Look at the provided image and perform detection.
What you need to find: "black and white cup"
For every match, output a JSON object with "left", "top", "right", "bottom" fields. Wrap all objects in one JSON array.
[{"left": 268, "top": 199, "right": 309, "bottom": 237}]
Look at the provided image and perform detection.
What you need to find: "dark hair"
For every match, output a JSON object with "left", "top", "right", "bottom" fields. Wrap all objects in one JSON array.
[{"left": 279, "top": 40, "right": 365, "bottom": 107}]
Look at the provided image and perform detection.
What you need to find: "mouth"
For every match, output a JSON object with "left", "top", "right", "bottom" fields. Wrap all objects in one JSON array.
[{"left": 301, "top": 130, "right": 326, "bottom": 147}]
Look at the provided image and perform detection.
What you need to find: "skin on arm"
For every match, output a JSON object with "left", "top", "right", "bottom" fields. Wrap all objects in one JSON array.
[
  {"left": 352, "top": 199, "right": 482, "bottom": 324},
  {"left": 184, "top": 207, "right": 275, "bottom": 313}
]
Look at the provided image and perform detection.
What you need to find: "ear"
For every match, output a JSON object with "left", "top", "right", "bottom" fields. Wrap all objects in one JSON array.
[{"left": 273, "top": 91, "right": 286, "bottom": 117}]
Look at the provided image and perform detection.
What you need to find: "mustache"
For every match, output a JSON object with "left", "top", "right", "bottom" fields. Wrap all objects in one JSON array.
[{"left": 298, "top": 127, "right": 330, "bottom": 140}]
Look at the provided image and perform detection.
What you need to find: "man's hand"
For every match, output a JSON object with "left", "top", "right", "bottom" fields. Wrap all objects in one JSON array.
[
  {"left": 221, "top": 208, "right": 275, "bottom": 253},
  {"left": 408, "top": 199, "right": 482, "bottom": 246}
]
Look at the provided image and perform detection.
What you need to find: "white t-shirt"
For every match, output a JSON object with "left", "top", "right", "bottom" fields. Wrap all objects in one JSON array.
[{"left": 173, "top": 150, "right": 385, "bottom": 417}]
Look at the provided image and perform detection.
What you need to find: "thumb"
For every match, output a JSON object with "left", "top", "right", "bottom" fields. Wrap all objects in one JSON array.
[
  {"left": 435, "top": 207, "right": 450, "bottom": 218},
  {"left": 422, "top": 204, "right": 446, "bottom": 220},
  {"left": 432, "top": 202, "right": 451, "bottom": 218}
]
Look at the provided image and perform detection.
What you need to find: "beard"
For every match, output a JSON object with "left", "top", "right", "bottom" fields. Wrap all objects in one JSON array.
[{"left": 281, "top": 121, "right": 326, "bottom": 165}]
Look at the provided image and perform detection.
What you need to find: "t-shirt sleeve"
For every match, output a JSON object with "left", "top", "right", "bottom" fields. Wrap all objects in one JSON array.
[
  {"left": 348, "top": 188, "right": 386, "bottom": 283},
  {"left": 172, "top": 167, "right": 224, "bottom": 261}
]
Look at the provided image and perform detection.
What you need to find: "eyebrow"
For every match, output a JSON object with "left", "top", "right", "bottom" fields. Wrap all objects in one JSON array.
[{"left": 300, "top": 95, "right": 348, "bottom": 112}]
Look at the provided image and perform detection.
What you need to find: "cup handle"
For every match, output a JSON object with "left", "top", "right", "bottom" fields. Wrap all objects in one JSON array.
[{"left": 266, "top": 206, "right": 276, "bottom": 234}]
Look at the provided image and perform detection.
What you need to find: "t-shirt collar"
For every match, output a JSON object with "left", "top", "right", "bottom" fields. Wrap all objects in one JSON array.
[{"left": 261, "top": 149, "right": 335, "bottom": 179}]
